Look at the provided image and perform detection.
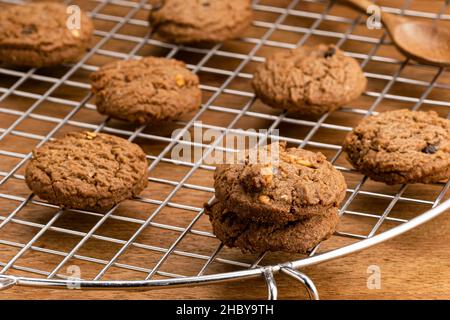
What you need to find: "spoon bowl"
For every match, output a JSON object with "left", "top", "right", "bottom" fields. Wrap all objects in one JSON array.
[
  {"left": 391, "top": 21, "right": 450, "bottom": 67},
  {"left": 341, "top": 0, "right": 450, "bottom": 67}
]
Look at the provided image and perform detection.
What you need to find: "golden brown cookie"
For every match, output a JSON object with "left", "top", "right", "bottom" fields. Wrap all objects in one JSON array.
[
  {"left": 205, "top": 201, "right": 339, "bottom": 254},
  {"left": 343, "top": 109, "right": 450, "bottom": 185},
  {"left": 0, "top": 2, "right": 93, "bottom": 68},
  {"left": 25, "top": 132, "right": 148, "bottom": 211},
  {"left": 148, "top": 0, "right": 253, "bottom": 44},
  {"left": 214, "top": 142, "right": 347, "bottom": 224},
  {"left": 90, "top": 57, "right": 202, "bottom": 124},
  {"left": 252, "top": 44, "right": 367, "bottom": 116}
]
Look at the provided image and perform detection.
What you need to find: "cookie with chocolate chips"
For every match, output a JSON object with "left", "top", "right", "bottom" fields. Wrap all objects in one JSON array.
[
  {"left": 214, "top": 142, "right": 347, "bottom": 224},
  {"left": 25, "top": 132, "right": 148, "bottom": 211},
  {"left": 343, "top": 109, "right": 450, "bottom": 185},
  {"left": 0, "top": 2, "right": 93, "bottom": 68},
  {"left": 148, "top": 0, "right": 253, "bottom": 44},
  {"left": 252, "top": 44, "right": 367, "bottom": 116},
  {"left": 90, "top": 57, "right": 202, "bottom": 124},
  {"left": 205, "top": 201, "right": 339, "bottom": 254}
]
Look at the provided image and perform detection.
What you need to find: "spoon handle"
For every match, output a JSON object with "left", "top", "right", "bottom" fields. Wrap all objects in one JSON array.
[{"left": 338, "top": 0, "right": 376, "bottom": 13}]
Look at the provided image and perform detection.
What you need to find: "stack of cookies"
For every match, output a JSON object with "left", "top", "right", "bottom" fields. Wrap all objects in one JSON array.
[{"left": 205, "top": 143, "right": 347, "bottom": 254}]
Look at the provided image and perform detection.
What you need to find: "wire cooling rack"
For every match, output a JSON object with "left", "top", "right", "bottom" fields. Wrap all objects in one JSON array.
[{"left": 0, "top": 0, "right": 449, "bottom": 299}]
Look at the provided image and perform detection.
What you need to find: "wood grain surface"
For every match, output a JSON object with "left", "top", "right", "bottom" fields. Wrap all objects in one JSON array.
[{"left": 0, "top": 0, "right": 449, "bottom": 300}]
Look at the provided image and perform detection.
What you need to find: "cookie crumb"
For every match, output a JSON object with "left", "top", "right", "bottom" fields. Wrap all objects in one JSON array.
[
  {"left": 258, "top": 195, "right": 271, "bottom": 204},
  {"left": 111, "top": 146, "right": 121, "bottom": 153},
  {"left": 296, "top": 159, "right": 315, "bottom": 168},
  {"left": 260, "top": 165, "right": 274, "bottom": 185},
  {"left": 284, "top": 154, "right": 315, "bottom": 168},
  {"left": 175, "top": 74, "right": 186, "bottom": 87},
  {"left": 85, "top": 132, "right": 97, "bottom": 140},
  {"left": 280, "top": 194, "right": 289, "bottom": 201},
  {"left": 71, "top": 29, "right": 80, "bottom": 38}
]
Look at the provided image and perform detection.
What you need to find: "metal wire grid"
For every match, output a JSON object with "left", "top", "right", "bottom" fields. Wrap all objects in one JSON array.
[{"left": 0, "top": 0, "right": 448, "bottom": 291}]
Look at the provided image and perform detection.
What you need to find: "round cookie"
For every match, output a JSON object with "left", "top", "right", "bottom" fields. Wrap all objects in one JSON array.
[
  {"left": 252, "top": 44, "right": 367, "bottom": 116},
  {"left": 214, "top": 142, "right": 347, "bottom": 224},
  {"left": 0, "top": 2, "right": 93, "bottom": 68},
  {"left": 25, "top": 132, "right": 148, "bottom": 211},
  {"left": 343, "top": 109, "right": 450, "bottom": 185},
  {"left": 148, "top": 0, "right": 253, "bottom": 44},
  {"left": 205, "top": 201, "right": 340, "bottom": 254},
  {"left": 91, "top": 57, "right": 202, "bottom": 124}
]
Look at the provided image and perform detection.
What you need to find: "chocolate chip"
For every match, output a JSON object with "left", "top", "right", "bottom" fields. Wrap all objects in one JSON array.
[
  {"left": 21, "top": 24, "right": 37, "bottom": 35},
  {"left": 422, "top": 144, "right": 439, "bottom": 154},
  {"left": 324, "top": 47, "right": 336, "bottom": 58}
]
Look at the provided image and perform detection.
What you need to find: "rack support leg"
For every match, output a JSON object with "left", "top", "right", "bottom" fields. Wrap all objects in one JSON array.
[
  {"left": 263, "top": 268, "right": 278, "bottom": 300},
  {"left": 281, "top": 267, "right": 320, "bottom": 300}
]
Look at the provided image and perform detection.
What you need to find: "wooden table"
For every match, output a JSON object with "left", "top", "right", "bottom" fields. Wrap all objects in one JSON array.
[
  {"left": 2, "top": 213, "right": 450, "bottom": 299},
  {"left": 0, "top": 0, "right": 449, "bottom": 300}
]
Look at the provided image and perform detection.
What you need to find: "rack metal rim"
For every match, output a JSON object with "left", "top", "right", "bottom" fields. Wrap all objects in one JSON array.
[{"left": 1, "top": 198, "right": 448, "bottom": 292}]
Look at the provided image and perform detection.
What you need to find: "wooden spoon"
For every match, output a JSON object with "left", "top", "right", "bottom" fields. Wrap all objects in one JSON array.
[{"left": 340, "top": 0, "right": 450, "bottom": 67}]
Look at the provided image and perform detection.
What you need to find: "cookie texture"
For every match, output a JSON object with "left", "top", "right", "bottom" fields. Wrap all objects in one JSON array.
[
  {"left": 148, "top": 0, "right": 253, "bottom": 44},
  {"left": 25, "top": 132, "right": 148, "bottom": 211},
  {"left": 252, "top": 44, "right": 367, "bottom": 116},
  {"left": 343, "top": 109, "right": 450, "bottom": 185},
  {"left": 205, "top": 201, "right": 339, "bottom": 253},
  {"left": 0, "top": 2, "right": 93, "bottom": 68},
  {"left": 91, "top": 57, "right": 202, "bottom": 124},
  {"left": 214, "top": 142, "right": 347, "bottom": 224}
]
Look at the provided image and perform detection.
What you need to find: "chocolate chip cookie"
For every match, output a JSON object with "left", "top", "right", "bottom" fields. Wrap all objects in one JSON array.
[
  {"left": 0, "top": 2, "right": 93, "bottom": 68},
  {"left": 214, "top": 142, "right": 347, "bottom": 224},
  {"left": 252, "top": 44, "right": 367, "bottom": 116},
  {"left": 205, "top": 201, "right": 339, "bottom": 254},
  {"left": 148, "top": 0, "right": 253, "bottom": 44},
  {"left": 25, "top": 132, "right": 148, "bottom": 211},
  {"left": 343, "top": 109, "right": 450, "bottom": 185},
  {"left": 91, "top": 57, "right": 202, "bottom": 124}
]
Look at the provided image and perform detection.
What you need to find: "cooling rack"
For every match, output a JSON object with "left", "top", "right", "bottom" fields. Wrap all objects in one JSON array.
[{"left": 0, "top": 0, "right": 449, "bottom": 300}]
